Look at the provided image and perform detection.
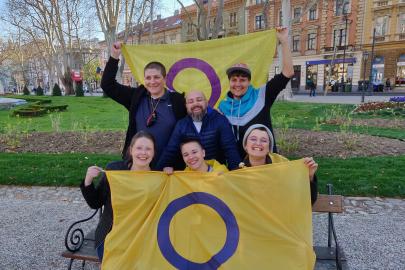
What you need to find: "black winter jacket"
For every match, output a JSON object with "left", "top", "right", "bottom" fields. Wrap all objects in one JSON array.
[
  {"left": 80, "top": 161, "right": 128, "bottom": 249},
  {"left": 101, "top": 57, "right": 187, "bottom": 160}
]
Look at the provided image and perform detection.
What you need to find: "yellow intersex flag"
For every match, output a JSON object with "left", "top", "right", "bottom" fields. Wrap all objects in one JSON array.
[
  {"left": 121, "top": 30, "right": 277, "bottom": 107},
  {"left": 103, "top": 159, "right": 315, "bottom": 270}
]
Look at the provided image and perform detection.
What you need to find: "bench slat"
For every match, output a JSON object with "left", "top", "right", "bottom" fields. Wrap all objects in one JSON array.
[
  {"left": 62, "top": 236, "right": 99, "bottom": 262},
  {"left": 312, "top": 194, "right": 343, "bottom": 213}
]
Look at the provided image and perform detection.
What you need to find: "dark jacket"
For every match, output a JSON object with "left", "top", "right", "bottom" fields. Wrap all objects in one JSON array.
[
  {"left": 101, "top": 57, "right": 187, "bottom": 160},
  {"left": 80, "top": 161, "right": 128, "bottom": 248},
  {"left": 156, "top": 107, "right": 241, "bottom": 170},
  {"left": 220, "top": 73, "right": 290, "bottom": 157}
]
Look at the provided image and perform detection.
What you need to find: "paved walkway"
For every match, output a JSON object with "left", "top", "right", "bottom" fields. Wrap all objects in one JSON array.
[
  {"left": 0, "top": 186, "right": 404, "bottom": 269},
  {"left": 289, "top": 94, "right": 398, "bottom": 105}
]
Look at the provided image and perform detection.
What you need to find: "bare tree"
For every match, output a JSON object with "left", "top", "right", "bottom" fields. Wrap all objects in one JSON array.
[
  {"left": 95, "top": 0, "right": 122, "bottom": 58},
  {"left": 177, "top": 0, "right": 224, "bottom": 41},
  {"left": 95, "top": 0, "right": 151, "bottom": 81},
  {"left": 3, "top": 0, "right": 92, "bottom": 95}
]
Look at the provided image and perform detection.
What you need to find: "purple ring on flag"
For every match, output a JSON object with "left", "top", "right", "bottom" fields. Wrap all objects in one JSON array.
[
  {"left": 157, "top": 192, "right": 239, "bottom": 269},
  {"left": 166, "top": 58, "right": 221, "bottom": 107}
]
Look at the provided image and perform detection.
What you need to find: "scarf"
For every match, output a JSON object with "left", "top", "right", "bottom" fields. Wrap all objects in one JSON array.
[{"left": 218, "top": 85, "right": 259, "bottom": 118}]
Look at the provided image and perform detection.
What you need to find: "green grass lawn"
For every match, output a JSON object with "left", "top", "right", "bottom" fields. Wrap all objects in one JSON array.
[
  {"left": 1, "top": 153, "right": 404, "bottom": 197},
  {"left": 272, "top": 101, "right": 405, "bottom": 139},
  {"left": 0, "top": 95, "right": 127, "bottom": 132},
  {"left": 2, "top": 96, "right": 404, "bottom": 138},
  {"left": 1, "top": 96, "right": 404, "bottom": 197},
  {"left": 316, "top": 155, "right": 405, "bottom": 197},
  {"left": 0, "top": 153, "right": 120, "bottom": 186}
]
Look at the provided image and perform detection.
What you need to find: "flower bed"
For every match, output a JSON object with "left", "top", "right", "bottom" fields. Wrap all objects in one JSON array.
[
  {"left": 389, "top": 96, "right": 405, "bottom": 103},
  {"left": 354, "top": 101, "right": 405, "bottom": 117}
]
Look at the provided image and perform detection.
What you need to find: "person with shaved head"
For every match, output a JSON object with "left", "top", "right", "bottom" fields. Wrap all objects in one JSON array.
[{"left": 157, "top": 90, "right": 241, "bottom": 172}]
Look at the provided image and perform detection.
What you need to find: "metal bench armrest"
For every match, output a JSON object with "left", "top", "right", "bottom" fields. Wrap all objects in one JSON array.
[{"left": 64, "top": 209, "right": 100, "bottom": 252}]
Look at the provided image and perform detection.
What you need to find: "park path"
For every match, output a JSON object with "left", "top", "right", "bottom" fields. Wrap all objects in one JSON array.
[
  {"left": 290, "top": 94, "right": 396, "bottom": 104},
  {"left": 0, "top": 185, "right": 404, "bottom": 270}
]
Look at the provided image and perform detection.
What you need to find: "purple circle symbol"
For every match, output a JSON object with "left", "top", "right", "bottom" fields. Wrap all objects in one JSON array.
[
  {"left": 166, "top": 58, "right": 221, "bottom": 107},
  {"left": 157, "top": 192, "right": 239, "bottom": 269}
]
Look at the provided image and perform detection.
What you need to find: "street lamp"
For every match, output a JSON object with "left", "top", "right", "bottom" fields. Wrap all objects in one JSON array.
[{"left": 362, "top": 51, "right": 369, "bottom": 103}]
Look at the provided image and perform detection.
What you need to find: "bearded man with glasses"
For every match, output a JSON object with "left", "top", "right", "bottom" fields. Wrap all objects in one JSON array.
[{"left": 156, "top": 90, "right": 241, "bottom": 173}]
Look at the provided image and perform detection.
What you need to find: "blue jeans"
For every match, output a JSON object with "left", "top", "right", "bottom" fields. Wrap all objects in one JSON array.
[{"left": 96, "top": 242, "right": 104, "bottom": 261}]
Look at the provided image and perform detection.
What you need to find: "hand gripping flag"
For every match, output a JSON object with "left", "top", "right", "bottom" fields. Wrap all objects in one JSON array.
[
  {"left": 102, "top": 159, "right": 316, "bottom": 269},
  {"left": 121, "top": 30, "right": 277, "bottom": 107}
]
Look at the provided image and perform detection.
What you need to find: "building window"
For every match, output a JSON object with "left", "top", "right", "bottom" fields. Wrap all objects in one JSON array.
[
  {"left": 399, "top": 13, "right": 405, "bottom": 34},
  {"left": 292, "top": 35, "right": 300, "bottom": 51},
  {"left": 375, "top": 16, "right": 389, "bottom": 36},
  {"left": 293, "top": 7, "right": 302, "bottom": 22},
  {"left": 255, "top": 0, "right": 263, "bottom": 4},
  {"left": 309, "top": 5, "right": 317, "bottom": 20},
  {"left": 372, "top": 56, "right": 385, "bottom": 84},
  {"left": 229, "top": 12, "right": 237, "bottom": 27},
  {"left": 307, "top": 33, "right": 316, "bottom": 50},
  {"left": 335, "top": 0, "right": 350, "bottom": 16},
  {"left": 333, "top": 29, "right": 347, "bottom": 47},
  {"left": 397, "top": 54, "right": 405, "bottom": 86},
  {"left": 255, "top": 15, "right": 264, "bottom": 30}
]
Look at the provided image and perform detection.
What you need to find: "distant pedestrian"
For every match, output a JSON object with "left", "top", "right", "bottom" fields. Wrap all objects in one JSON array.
[
  {"left": 307, "top": 77, "right": 316, "bottom": 97},
  {"left": 385, "top": 78, "right": 391, "bottom": 91}
]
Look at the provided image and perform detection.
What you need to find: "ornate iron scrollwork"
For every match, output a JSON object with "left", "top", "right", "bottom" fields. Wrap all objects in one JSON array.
[{"left": 64, "top": 209, "right": 99, "bottom": 252}]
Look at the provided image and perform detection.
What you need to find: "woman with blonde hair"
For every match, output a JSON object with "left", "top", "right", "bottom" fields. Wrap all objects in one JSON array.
[{"left": 80, "top": 131, "right": 156, "bottom": 261}]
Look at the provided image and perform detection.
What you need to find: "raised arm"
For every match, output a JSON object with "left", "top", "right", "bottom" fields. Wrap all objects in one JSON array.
[
  {"left": 100, "top": 42, "right": 133, "bottom": 110},
  {"left": 276, "top": 27, "right": 294, "bottom": 78}
]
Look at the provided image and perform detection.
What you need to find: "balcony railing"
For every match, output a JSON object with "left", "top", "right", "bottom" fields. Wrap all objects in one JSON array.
[
  {"left": 373, "top": 0, "right": 390, "bottom": 8},
  {"left": 399, "top": 33, "right": 405, "bottom": 40},
  {"left": 375, "top": 36, "right": 386, "bottom": 42},
  {"left": 323, "top": 45, "right": 355, "bottom": 52}
]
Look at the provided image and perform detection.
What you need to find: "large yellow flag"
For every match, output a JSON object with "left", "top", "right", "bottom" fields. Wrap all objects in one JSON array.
[
  {"left": 121, "top": 30, "right": 277, "bottom": 107},
  {"left": 103, "top": 159, "right": 315, "bottom": 270}
]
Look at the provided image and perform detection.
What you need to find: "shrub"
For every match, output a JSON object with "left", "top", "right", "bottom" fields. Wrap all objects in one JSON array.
[
  {"left": 75, "top": 83, "right": 84, "bottom": 97},
  {"left": 36, "top": 86, "right": 44, "bottom": 96},
  {"left": 52, "top": 83, "right": 62, "bottom": 96},
  {"left": 13, "top": 108, "right": 47, "bottom": 117},
  {"left": 23, "top": 85, "right": 30, "bottom": 95}
]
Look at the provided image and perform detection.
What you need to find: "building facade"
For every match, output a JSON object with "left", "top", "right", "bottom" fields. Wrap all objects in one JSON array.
[
  {"left": 180, "top": 0, "right": 246, "bottom": 42},
  {"left": 362, "top": 0, "right": 405, "bottom": 89},
  {"left": 246, "top": 0, "right": 364, "bottom": 92}
]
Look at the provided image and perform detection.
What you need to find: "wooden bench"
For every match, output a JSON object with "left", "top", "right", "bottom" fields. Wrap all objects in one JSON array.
[
  {"left": 312, "top": 184, "right": 348, "bottom": 270},
  {"left": 61, "top": 185, "right": 347, "bottom": 269}
]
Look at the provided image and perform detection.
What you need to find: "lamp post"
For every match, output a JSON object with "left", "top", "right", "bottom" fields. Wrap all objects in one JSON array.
[
  {"left": 362, "top": 51, "right": 369, "bottom": 103},
  {"left": 340, "top": 14, "right": 349, "bottom": 92}
]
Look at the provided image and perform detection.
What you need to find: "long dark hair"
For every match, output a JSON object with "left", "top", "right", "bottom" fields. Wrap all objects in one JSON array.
[{"left": 125, "top": 131, "right": 156, "bottom": 167}]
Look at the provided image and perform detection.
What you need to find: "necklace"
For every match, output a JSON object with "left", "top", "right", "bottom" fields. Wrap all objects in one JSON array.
[
  {"left": 146, "top": 97, "right": 161, "bottom": 127},
  {"left": 150, "top": 97, "right": 160, "bottom": 111}
]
